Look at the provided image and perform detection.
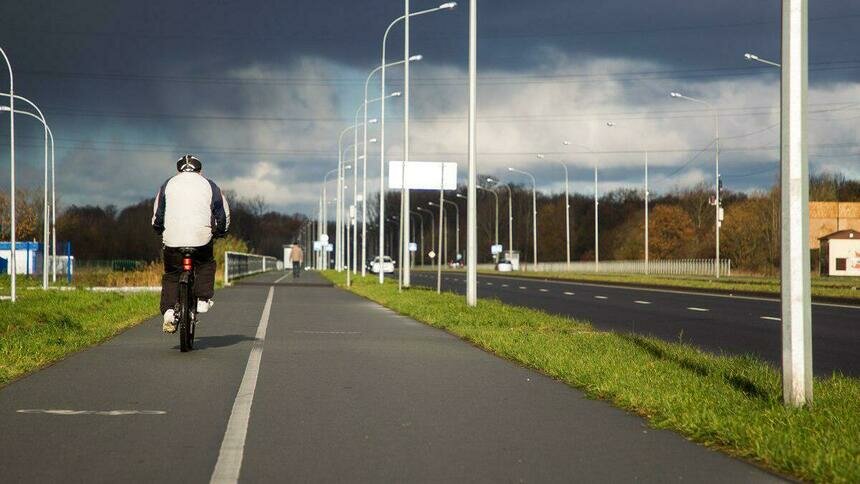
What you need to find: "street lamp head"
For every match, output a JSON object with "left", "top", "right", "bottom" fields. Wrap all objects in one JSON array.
[
  {"left": 562, "top": 140, "right": 571, "bottom": 146},
  {"left": 368, "top": 118, "right": 378, "bottom": 124},
  {"left": 536, "top": 154, "right": 545, "bottom": 159},
  {"left": 507, "top": 167, "right": 515, "bottom": 172},
  {"left": 390, "top": 91, "right": 402, "bottom": 97},
  {"left": 669, "top": 92, "right": 682, "bottom": 98},
  {"left": 344, "top": 165, "right": 352, "bottom": 170},
  {"left": 0, "top": 106, "right": 8, "bottom": 112},
  {"left": 409, "top": 54, "right": 424, "bottom": 62},
  {"left": 744, "top": 53, "right": 758, "bottom": 61},
  {"left": 438, "top": 2, "right": 457, "bottom": 10},
  {"left": 368, "top": 138, "right": 378, "bottom": 143},
  {"left": 456, "top": 193, "right": 466, "bottom": 199},
  {"left": 606, "top": 121, "right": 616, "bottom": 127},
  {"left": 428, "top": 202, "right": 438, "bottom": 207}
]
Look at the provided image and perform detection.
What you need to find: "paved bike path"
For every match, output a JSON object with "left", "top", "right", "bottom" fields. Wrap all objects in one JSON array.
[{"left": 0, "top": 271, "right": 781, "bottom": 482}]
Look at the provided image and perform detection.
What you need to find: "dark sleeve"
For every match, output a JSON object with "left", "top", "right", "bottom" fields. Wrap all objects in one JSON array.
[
  {"left": 208, "top": 179, "right": 229, "bottom": 237},
  {"left": 151, "top": 180, "right": 168, "bottom": 235}
]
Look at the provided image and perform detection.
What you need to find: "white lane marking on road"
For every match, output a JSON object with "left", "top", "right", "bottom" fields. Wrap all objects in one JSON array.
[
  {"left": 760, "top": 316, "right": 781, "bottom": 321},
  {"left": 17, "top": 409, "right": 166, "bottom": 416},
  {"left": 687, "top": 307, "right": 709, "bottom": 312},
  {"left": 486, "top": 282, "right": 493, "bottom": 286},
  {"left": 273, "top": 273, "right": 290, "bottom": 284},
  {"left": 293, "top": 330, "right": 361, "bottom": 334},
  {"left": 519, "top": 286, "right": 528, "bottom": 290},
  {"left": 634, "top": 300, "right": 652, "bottom": 305},
  {"left": 563, "top": 291, "right": 575, "bottom": 296},
  {"left": 501, "top": 284, "right": 509, "bottom": 287},
  {"left": 539, "top": 288, "right": 549, "bottom": 293},
  {"left": 594, "top": 296, "right": 608, "bottom": 300},
  {"left": 210, "top": 286, "right": 274, "bottom": 484}
]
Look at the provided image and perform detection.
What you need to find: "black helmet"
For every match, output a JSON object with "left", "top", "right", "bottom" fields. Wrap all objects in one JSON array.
[{"left": 176, "top": 154, "right": 202, "bottom": 173}]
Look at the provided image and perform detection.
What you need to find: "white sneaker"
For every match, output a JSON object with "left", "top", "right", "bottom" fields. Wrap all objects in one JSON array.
[
  {"left": 197, "top": 299, "right": 214, "bottom": 313},
  {"left": 162, "top": 309, "right": 176, "bottom": 333}
]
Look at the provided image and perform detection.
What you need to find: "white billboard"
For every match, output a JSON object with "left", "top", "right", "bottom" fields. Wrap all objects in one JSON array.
[{"left": 389, "top": 161, "right": 457, "bottom": 190}]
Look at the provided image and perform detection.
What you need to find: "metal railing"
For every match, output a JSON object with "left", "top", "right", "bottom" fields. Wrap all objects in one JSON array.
[
  {"left": 224, "top": 251, "right": 279, "bottom": 286},
  {"left": 478, "top": 259, "right": 732, "bottom": 277}
]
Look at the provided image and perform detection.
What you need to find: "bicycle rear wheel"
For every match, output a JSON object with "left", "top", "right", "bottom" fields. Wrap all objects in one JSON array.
[{"left": 178, "top": 282, "right": 194, "bottom": 352}]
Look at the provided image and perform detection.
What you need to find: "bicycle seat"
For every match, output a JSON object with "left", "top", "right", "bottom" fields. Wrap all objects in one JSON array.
[{"left": 178, "top": 247, "right": 199, "bottom": 256}]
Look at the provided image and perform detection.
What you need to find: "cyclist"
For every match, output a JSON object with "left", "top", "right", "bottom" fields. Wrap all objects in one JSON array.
[{"left": 152, "top": 155, "right": 230, "bottom": 333}]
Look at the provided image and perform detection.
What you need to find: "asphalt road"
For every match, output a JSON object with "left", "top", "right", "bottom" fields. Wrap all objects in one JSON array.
[
  {"left": 410, "top": 271, "right": 860, "bottom": 377},
  {"left": 0, "top": 270, "right": 781, "bottom": 482}
]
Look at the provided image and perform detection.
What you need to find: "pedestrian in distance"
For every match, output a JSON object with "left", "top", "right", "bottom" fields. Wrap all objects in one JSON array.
[{"left": 290, "top": 243, "right": 303, "bottom": 278}]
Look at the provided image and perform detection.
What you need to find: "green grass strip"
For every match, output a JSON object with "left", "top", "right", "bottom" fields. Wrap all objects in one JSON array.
[
  {"left": 325, "top": 271, "right": 860, "bottom": 483},
  {"left": 0, "top": 290, "right": 158, "bottom": 387}
]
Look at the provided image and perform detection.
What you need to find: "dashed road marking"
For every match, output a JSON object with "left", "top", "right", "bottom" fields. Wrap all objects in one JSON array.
[
  {"left": 293, "top": 330, "right": 361, "bottom": 335},
  {"left": 519, "top": 286, "right": 528, "bottom": 290},
  {"left": 760, "top": 316, "right": 781, "bottom": 321},
  {"left": 594, "top": 296, "right": 608, "bottom": 300},
  {"left": 539, "top": 288, "right": 549, "bottom": 293},
  {"left": 501, "top": 284, "right": 509, "bottom": 288},
  {"left": 687, "top": 307, "right": 709, "bottom": 312},
  {"left": 634, "top": 300, "right": 651, "bottom": 305},
  {"left": 17, "top": 409, "right": 166, "bottom": 416},
  {"left": 563, "top": 291, "right": 575, "bottom": 296}
]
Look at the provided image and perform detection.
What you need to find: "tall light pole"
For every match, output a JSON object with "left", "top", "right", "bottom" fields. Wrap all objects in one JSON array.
[
  {"left": 1, "top": 47, "right": 16, "bottom": 301},
  {"left": 563, "top": 141, "right": 598, "bottom": 272},
  {"left": 321, "top": 167, "right": 341, "bottom": 270},
  {"left": 0, "top": 103, "right": 53, "bottom": 289},
  {"left": 606, "top": 121, "right": 650, "bottom": 274},
  {"left": 537, "top": 153, "right": 570, "bottom": 269},
  {"left": 377, "top": 1, "right": 457, "bottom": 286},
  {"left": 338, "top": 121, "right": 374, "bottom": 272},
  {"left": 477, "top": 185, "right": 499, "bottom": 259},
  {"left": 780, "top": 0, "right": 812, "bottom": 407},
  {"left": 429, "top": 200, "right": 459, "bottom": 266},
  {"left": 508, "top": 167, "right": 537, "bottom": 268},
  {"left": 362, "top": 56, "right": 422, "bottom": 277},
  {"left": 487, "top": 177, "right": 513, "bottom": 262},
  {"left": 410, "top": 210, "right": 424, "bottom": 266},
  {"left": 465, "top": 0, "right": 478, "bottom": 306},
  {"left": 416, "top": 206, "right": 435, "bottom": 264},
  {"left": 670, "top": 91, "right": 721, "bottom": 278}
]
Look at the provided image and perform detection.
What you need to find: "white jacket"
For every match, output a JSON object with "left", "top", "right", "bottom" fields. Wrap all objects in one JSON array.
[{"left": 151, "top": 172, "right": 230, "bottom": 248}]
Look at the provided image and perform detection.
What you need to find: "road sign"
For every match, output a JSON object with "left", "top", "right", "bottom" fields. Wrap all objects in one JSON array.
[
  {"left": 388, "top": 161, "right": 458, "bottom": 190},
  {"left": 409, "top": 242, "right": 418, "bottom": 252},
  {"left": 321, "top": 233, "right": 329, "bottom": 243},
  {"left": 491, "top": 244, "right": 503, "bottom": 255},
  {"left": 313, "top": 241, "right": 322, "bottom": 251},
  {"left": 428, "top": 250, "right": 436, "bottom": 259},
  {"left": 325, "top": 243, "right": 334, "bottom": 252}
]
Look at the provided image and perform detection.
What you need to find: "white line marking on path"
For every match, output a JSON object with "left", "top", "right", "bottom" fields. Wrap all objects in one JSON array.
[
  {"left": 539, "top": 288, "right": 549, "bottom": 293},
  {"left": 17, "top": 409, "right": 166, "bottom": 416},
  {"left": 274, "top": 273, "right": 290, "bottom": 284},
  {"left": 501, "top": 284, "right": 509, "bottom": 288},
  {"left": 486, "top": 282, "right": 493, "bottom": 286},
  {"left": 594, "top": 296, "right": 608, "bottom": 300},
  {"left": 634, "top": 300, "right": 651, "bottom": 305},
  {"left": 519, "top": 286, "right": 528, "bottom": 290},
  {"left": 210, "top": 286, "right": 274, "bottom": 484},
  {"left": 687, "top": 307, "right": 709, "bottom": 312},
  {"left": 564, "top": 292, "right": 575, "bottom": 296},
  {"left": 760, "top": 316, "right": 781, "bottom": 321}
]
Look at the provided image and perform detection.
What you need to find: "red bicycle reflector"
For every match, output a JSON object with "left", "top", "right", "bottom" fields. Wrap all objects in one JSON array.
[{"left": 182, "top": 257, "right": 193, "bottom": 271}]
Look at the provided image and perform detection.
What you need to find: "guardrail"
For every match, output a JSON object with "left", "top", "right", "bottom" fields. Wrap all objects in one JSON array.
[
  {"left": 224, "top": 251, "right": 279, "bottom": 286},
  {"left": 478, "top": 259, "right": 732, "bottom": 277}
]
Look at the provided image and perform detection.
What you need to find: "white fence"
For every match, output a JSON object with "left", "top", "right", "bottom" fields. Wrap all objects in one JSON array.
[
  {"left": 224, "top": 251, "right": 279, "bottom": 286},
  {"left": 478, "top": 259, "right": 732, "bottom": 277}
]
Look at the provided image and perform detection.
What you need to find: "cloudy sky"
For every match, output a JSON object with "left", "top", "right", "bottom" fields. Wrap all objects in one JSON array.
[{"left": 0, "top": 0, "right": 858, "bottom": 215}]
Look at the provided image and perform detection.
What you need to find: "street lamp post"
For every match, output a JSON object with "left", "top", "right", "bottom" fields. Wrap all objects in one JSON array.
[
  {"left": 1, "top": 47, "right": 16, "bottom": 301},
  {"left": 487, "top": 177, "right": 513, "bottom": 262},
  {"left": 377, "top": 1, "right": 457, "bottom": 287},
  {"left": 416, "top": 206, "right": 435, "bottom": 263},
  {"left": 606, "top": 121, "right": 650, "bottom": 274},
  {"left": 537, "top": 153, "right": 570, "bottom": 269},
  {"left": 477, "top": 185, "right": 499, "bottom": 260},
  {"left": 465, "top": 0, "right": 478, "bottom": 306},
  {"left": 0, "top": 102, "right": 53, "bottom": 289},
  {"left": 410, "top": 210, "right": 424, "bottom": 267},
  {"left": 429, "top": 200, "right": 458, "bottom": 266},
  {"left": 361, "top": 57, "right": 421, "bottom": 278},
  {"left": 508, "top": 167, "right": 537, "bottom": 268},
  {"left": 670, "top": 91, "right": 721, "bottom": 278},
  {"left": 562, "top": 141, "right": 598, "bottom": 271}
]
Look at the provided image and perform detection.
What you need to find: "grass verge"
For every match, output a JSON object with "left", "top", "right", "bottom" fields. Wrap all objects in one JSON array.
[
  {"left": 0, "top": 290, "right": 158, "bottom": 387},
  {"left": 325, "top": 271, "right": 860, "bottom": 483}
]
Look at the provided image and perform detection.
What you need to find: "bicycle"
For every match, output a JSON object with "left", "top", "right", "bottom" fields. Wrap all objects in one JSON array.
[{"left": 175, "top": 247, "right": 199, "bottom": 352}]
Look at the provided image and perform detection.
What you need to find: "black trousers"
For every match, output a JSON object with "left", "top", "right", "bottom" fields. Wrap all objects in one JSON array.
[
  {"left": 160, "top": 242, "right": 216, "bottom": 314},
  {"left": 292, "top": 261, "right": 301, "bottom": 277}
]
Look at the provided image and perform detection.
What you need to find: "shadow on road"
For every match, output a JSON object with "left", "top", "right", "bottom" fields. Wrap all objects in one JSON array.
[{"left": 173, "top": 334, "right": 256, "bottom": 350}]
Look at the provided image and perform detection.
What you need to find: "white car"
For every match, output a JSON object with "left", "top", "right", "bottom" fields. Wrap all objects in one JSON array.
[
  {"left": 497, "top": 259, "right": 513, "bottom": 272},
  {"left": 370, "top": 256, "right": 396, "bottom": 274}
]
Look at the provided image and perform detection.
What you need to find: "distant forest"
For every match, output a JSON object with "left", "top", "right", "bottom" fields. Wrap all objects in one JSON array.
[{"left": 1, "top": 171, "right": 859, "bottom": 273}]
